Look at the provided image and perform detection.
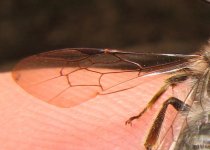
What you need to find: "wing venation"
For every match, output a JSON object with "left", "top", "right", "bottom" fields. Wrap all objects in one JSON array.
[{"left": 12, "top": 48, "right": 190, "bottom": 108}]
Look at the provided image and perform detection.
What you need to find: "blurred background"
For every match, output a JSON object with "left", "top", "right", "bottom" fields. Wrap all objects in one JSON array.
[{"left": 1, "top": 0, "right": 210, "bottom": 70}]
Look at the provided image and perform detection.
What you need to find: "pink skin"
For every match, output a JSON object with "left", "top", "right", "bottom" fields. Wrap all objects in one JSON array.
[{"left": 0, "top": 70, "right": 188, "bottom": 150}]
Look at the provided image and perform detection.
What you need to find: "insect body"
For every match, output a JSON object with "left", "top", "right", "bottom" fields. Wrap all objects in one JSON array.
[
  {"left": 12, "top": 44, "right": 210, "bottom": 150},
  {"left": 173, "top": 48, "right": 210, "bottom": 149}
]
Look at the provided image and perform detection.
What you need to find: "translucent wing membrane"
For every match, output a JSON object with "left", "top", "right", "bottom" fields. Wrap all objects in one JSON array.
[{"left": 12, "top": 48, "right": 195, "bottom": 108}]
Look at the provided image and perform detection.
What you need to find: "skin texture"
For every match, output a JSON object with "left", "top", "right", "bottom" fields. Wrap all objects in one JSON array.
[{"left": 0, "top": 69, "right": 189, "bottom": 150}]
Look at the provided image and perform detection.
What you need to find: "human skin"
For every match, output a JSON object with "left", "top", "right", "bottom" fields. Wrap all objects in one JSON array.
[{"left": 0, "top": 68, "right": 188, "bottom": 150}]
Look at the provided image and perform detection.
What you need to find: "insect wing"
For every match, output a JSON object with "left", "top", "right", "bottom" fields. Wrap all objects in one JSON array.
[{"left": 12, "top": 48, "right": 188, "bottom": 108}]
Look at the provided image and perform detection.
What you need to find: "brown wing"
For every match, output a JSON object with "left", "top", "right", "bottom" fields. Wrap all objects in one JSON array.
[{"left": 12, "top": 48, "right": 192, "bottom": 108}]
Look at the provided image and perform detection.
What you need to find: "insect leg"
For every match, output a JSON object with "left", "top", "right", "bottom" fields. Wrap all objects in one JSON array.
[
  {"left": 125, "top": 84, "right": 169, "bottom": 125},
  {"left": 144, "top": 97, "right": 190, "bottom": 150},
  {"left": 125, "top": 73, "right": 189, "bottom": 125}
]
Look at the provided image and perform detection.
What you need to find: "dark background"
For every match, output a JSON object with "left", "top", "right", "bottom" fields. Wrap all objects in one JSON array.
[{"left": 1, "top": 0, "right": 210, "bottom": 68}]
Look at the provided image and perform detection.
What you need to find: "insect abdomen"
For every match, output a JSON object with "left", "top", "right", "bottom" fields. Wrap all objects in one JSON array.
[{"left": 175, "top": 111, "right": 210, "bottom": 150}]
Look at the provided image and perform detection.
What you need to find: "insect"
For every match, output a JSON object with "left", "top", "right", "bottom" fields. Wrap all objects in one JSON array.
[{"left": 12, "top": 42, "right": 210, "bottom": 150}]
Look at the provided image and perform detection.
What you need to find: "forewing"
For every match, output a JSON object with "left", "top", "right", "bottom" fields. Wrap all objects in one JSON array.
[{"left": 12, "top": 48, "right": 189, "bottom": 108}]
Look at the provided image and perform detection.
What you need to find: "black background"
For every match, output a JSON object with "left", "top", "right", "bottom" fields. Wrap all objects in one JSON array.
[{"left": 1, "top": 0, "right": 210, "bottom": 67}]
